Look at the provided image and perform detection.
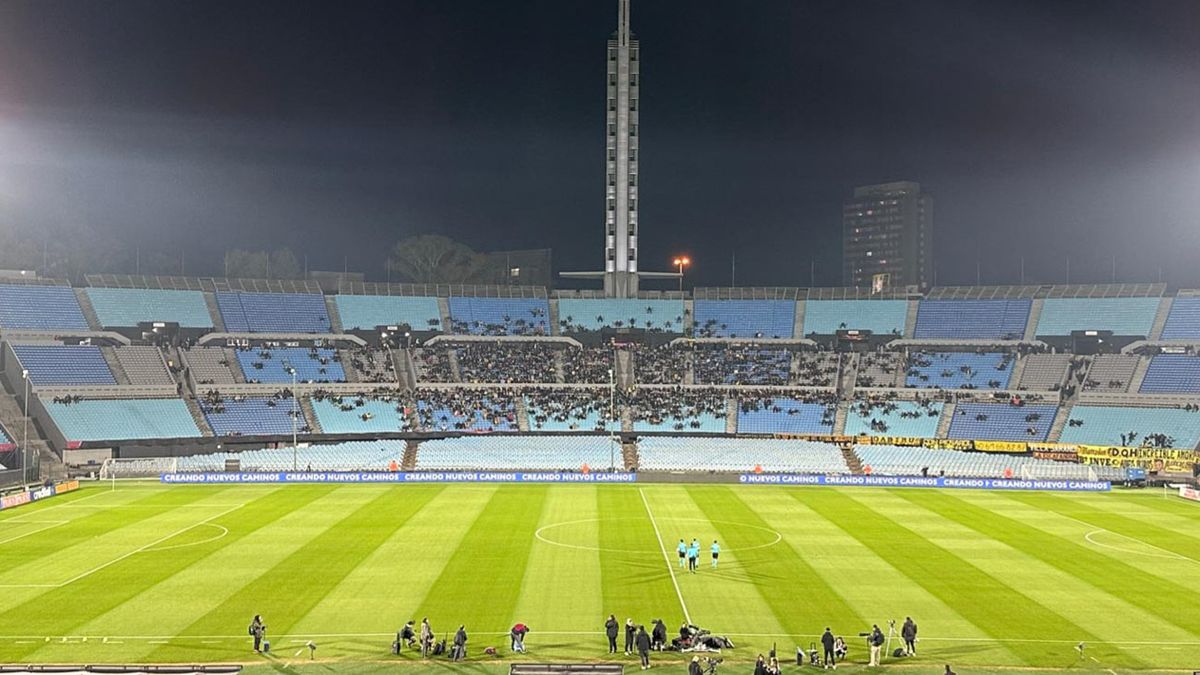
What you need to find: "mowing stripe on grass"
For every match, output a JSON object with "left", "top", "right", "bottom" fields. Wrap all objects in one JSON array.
[
  {"left": 0, "top": 486, "right": 303, "bottom": 662},
  {"left": 912, "top": 490, "right": 1200, "bottom": 640},
  {"left": 638, "top": 487, "right": 691, "bottom": 624},
  {"left": 803, "top": 489, "right": 1106, "bottom": 667},
  {"left": 597, "top": 487, "right": 685, "bottom": 636}
]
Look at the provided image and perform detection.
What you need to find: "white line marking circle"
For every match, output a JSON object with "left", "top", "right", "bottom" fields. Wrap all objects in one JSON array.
[
  {"left": 1082, "top": 529, "right": 1194, "bottom": 562},
  {"left": 140, "top": 522, "right": 230, "bottom": 553},
  {"left": 535, "top": 516, "right": 782, "bottom": 554}
]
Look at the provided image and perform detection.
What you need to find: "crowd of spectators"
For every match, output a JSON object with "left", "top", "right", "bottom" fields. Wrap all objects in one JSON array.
[
  {"left": 693, "top": 345, "right": 792, "bottom": 386},
  {"left": 344, "top": 347, "right": 395, "bottom": 383},
  {"left": 415, "top": 348, "right": 457, "bottom": 383},
  {"left": 632, "top": 344, "right": 688, "bottom": 384},
  {"left": 855, "top": 352, "right": 903, "bottom": 388},
  {"left": 622, "top": 386, "right": 726, "bottom": 430},
  {"left": 737, "top": 389, "right": 838, "bottom": 428},
  {"left": 413, "top": 387, "right": 518, "bottom": 432},
  {"left": 455, "top": 343, "right": 559, "bottom": 384},
  {"left": 562, "top": 345, "right": 614, "bottom": 384},
  {"left": 525, "top": 387, "right": 612, "bottom": 431}
]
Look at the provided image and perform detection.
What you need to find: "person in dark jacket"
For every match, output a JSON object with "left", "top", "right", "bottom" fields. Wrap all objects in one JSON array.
[
  {"left": 821, "top": 627, "right": 836, "bottom": 669},
  {"left": 399, "top": 621, "right": 416, "bottom": 649},
  {"left": 605, "top": 615, "right": 619, "bottom": 654},
  {"left": 868, "top": 625, "right": 885, "bottom": 666},
  {"left": 688, "top": 656, "right": 703, "bottom": 675},
  {"left": 249, "top": 615, "right": 266, "bottom": 653},
  {"left": 651, "top": 619, "right": 667, "bottom": 651},
  {"left": 624, "top": 618, "right": 636, "bottom": 655},
  {"left": 452, "top": 625, "right": 468, "bottom": 661},
  {"left": 901, "top": 617, "right": 917, "bottom": 656},
  {"left": 754, "top": 654, "right": 767, "bottom": 675},
  {"left": 635, "top": 625, "right": 652, "bottom": 669}
]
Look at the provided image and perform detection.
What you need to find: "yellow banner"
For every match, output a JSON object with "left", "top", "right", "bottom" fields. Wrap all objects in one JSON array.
[
  {"left": 1076, "top": 445, "right": 1199, "bottom": 472},
  {"left": 56, "top": 480, "right": 80, "bottom": 494},
  {"left": 974, "top": 440, "right": 1029, "bottom": 453}
]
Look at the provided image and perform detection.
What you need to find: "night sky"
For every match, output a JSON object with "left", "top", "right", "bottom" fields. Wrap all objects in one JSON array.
[{"left": 1, "top": 0, "right": 1199, "bottom": 288}]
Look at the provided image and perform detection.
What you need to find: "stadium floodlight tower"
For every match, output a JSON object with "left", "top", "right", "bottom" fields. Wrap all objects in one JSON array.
[
  {"left": 560, "top": 0, "right": 679, "bottom": 298},
  {"left": 284, "top": 364, "right": 298, "bottom": 470},
  {"left": 21, "top": 369, "right": 29, "bottom": 485}
]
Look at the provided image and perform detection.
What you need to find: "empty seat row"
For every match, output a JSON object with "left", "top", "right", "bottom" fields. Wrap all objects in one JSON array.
[
  {"left": 693, "top": 300, "right": 796, "bottom": 338},
  {"left": 802, "top": 300, "right": 908, "bottom": 336},
  {"left": 947, "top": 403, "right": 1058, "bottom": 441},
  {"left": 112, "top": 345, "right": 174, "bottom": 386},
  {"left": 844, "top": 400, "right": 943, "bottom": 438},
  {"left": 235, "top": 347, "right": 345, "bottom": 384},
  {"left": 43, "top": 397, "right": 202, "bottom": 442},
  {"left": 1060, "top": 405, "right": 1200, "bottom": 448},
  {"left": 736, "top": 398, "right": 835, "bottom": 434},
  {"left": 11, "top": 344, "right": 115, "bottom": 386},
  {"left": 85, "top": 288, "right": 213, "bottom": 328},
  {"left": 203, "top": 397, "right": 302, "bottom": 436},
  {"left": 638, "top": 437, "right": 848, "bottom": 473},
  {"left": 558, "top": 298, "right": 686, "bottom": 333},
  {"left": 1035, "top": 298, "right": 1159, "bottom": 337},
  {"left": 416, "top": 436, "right": 615, "bottom": 471},
  {"left": 216, "top": 292, "right": 332, "bottom": 333},
  {"left": 913, "top": 299, "right": 1030, "bottom": 340},
  {"left": 447, "top": 297, "right": 550, "bottom": 336},
  {"left": 334, "top": 295, "right": 442, "bottom": 331},
  {"left": 905, "top": 352, "right": 1012, "bottom": 389},
  {"left": 0, "top": 285, "right": 89, "bottom": 331}
]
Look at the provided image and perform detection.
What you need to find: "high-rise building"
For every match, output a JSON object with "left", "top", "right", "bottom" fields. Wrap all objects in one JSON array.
[{"left": 842, "top": 181, "right": 933, "bottom": 290}]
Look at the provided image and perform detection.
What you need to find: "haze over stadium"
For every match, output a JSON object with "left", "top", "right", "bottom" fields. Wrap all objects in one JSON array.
[{"left": 0, "top": 2, "right": 1199, "bottom": 675}]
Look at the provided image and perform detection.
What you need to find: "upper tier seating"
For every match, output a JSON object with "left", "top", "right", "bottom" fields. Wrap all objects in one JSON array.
[
  {"left": 447, "top": 297, "right": 550, "bottom": 335},
  {"left": 84, "top": 288, "right": 213, "bottom": 328},
  {"left": 694, "top": 346, "right": 791, "bottom": 386},
  {"left": 11, "top": 345, "right": 115, "bottom": 386},
  {"left": 216, "top": 292, "right": 332, "bottom": 333},
  {"left": 855, "top": 444, "right": 1124, "bottom": 480},
  {"left": 1060, "top": 405, "right": 1200, "bottom": 448},
  {"left": 736, "top": 397, "right": 836, "bottom": 434},
  {"left": 557, "top": 298, "right": 685, "bottom": 333},
  {"left": 947, "top": 402, "right": 1058, "bottom": 441},
  {"left": 182, "top": 347, "right": 239, "bottom": 385},
  {"left": 311, "top": 396, "right": 412, "bottom": 434},
  {"left": 913, "top": 299, "right": 1031, "bottom": 339},
  {"left": 638, "top": 438, "right": 848, "bottom": 473},
  {"left": 1035, "top": 298, "right": 1159, "bottom": 336},
  {"left": 44, "top": 398, "right": 201, "bottom": 441},
  {"left": 1160, "top": 297, "right": 1200, "bottom": 340},
  {"left": 1015, "top": 354, "right": 1072, "bottom": 390},
  {"left": 1139, "top": 354, "right": 1200, "bottom": 394},
  {"left": 905, "top": 352, "right": 1013, "bottom": 389},
  {"left": 416, "top": 436, "right": 616, "bottom": 471},
  {"left": 202, "top": 397, "right": 302, "bottom": 436},
  {"left": 113, "top": 346, "right": 174, "bottom": 386},
  {"left": 794, "top": 352, "right": 842, "bottom": 387},
  {"left": 0, "top": 285, "right": 89, "bottom": 331},
  {"left": 692, "top": 300, "right": 795, "bottom": 338},
  {"left": 802, "top": 300, "right": 908, "bottom": 336},
  {"left": 333, "top": 295, "right": 442, "bottom": 331},
  {"left": 177, "top": 440, "right": 407, "bottom": 473},
  {"left": 1084, "top": 354, "right": 1141, "bottom": 392},
  {"left": 341, "top": 348, "right": 396, "bottom": 383},
  {"left": 844, "top": 400, "right": 943, "bottom": 438},
  {"left": 855, "top": 352, "right": 904, "bottom": 388},
  {"left": 236, "top": 347, "right": 345, "bottom": 384}
]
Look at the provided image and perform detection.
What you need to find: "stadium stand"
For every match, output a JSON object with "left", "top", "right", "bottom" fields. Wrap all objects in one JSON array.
[
  {"left": 913, "top": 299, "right": 1031, "bottom": 340},
  {"left": 310, "top": 395, "right": 412, "bottom": 434},
  {"left": 176, "top": 440, "right": 408, "bottom": 472},
  {"left": 844, "top": 399, "right": 943, "bottom": 438},
  {"left": 794, "top": 352, "right": 842, "bottom": 387},
  {"left": 1139, "top": 354, "right": 1200, "bottom": 394},
  {"left": 112, "top": 346, "right": 174, "bottom": 386},
  {"left": 633, "top": 345, "right": 688, "bottom": 384},
  {"left": 181, "top": 347, "right": 239, "bottom": 385},
  {"left": 43, "top": 397, "right": 202, "bottom": 441},
  {"left": 448, "top": 297, "right": 550, "bottom": 335},
  {"left": 416, "top": 436, "right": 616, "bottom": 471},
  {"left": 0, "top": 422, "right": 12, "bottom": 449},
  {"left": 694, "top": 346, "right": 792, "bottom": 385},
  {"left": 1060, "top": 405, "right": 1200, "bottom": 448},
  {"left": 333, "top": 295, "right": 443, "bottom": 331},
  {"left": 236, "top": 347, "right": 345, "bottom": 384},
  {"left": 855, "top": 444, "right": 1123, "bottom": 480},
  {"left": 415, "top": 390, "right": 517, "bottom": 432},
  {"left": 629, "top": 389, "right": 726, "bottom": 432},
  {"left": 802, "top": 300, "right": 908, "bottom": 336},
  {"left": 947, "top": 402, "right": 1058, "bottom": 441},
  {"left": 736, "top": 396, "right": 836, "bottom": 434},
  {"left": 216, "top": 292, "right": 332, "bottom": 333},
  {"left": 692, "top": 300, "right": 795, "bottom": 338},
  {"left": 11, "top": 345, "right": 116, "bottom": 386},
  {"left": 1159, "top": 297, "right": 1200, "bottom": 340},
  {"left": 414, "top": 347, "right": 456, "bottom": 382},
  {"left": 905, "top": 351, "right": 1013, "bottom": 389},
  {"left": 1084, "top": 354, "right": 1141, "bottom": 392},
  {"left": 84, "top": 288, "right": 213, "bottom": 328},
  {"left": 1015, "top": 354, "right": 1073, "bottom": 390},
  {"left": 0, "top": 285, "right": 90, "bottom": 331},
  {"left": 557, "top": 298, "right": 685, "bottom": 333},
  {"left": 525, "top": 389, "right": 612, "bottom": 431},
  {"left": 455, "top": 343, "right": 560, "bottom": 384},
  {"left": 201, "top": 396, "right": 303, "bottom": 436},
  {"left": 562, "top": 346, "right": 613, "bottom": 384},
  {"left": 341, "top": 347, "right": 396, "bottom": 383},
  {"left": 855, "top": 352, "right": 904, "bottom": 388},
  {"left": 637, "top": 437, "right": 848, "bottom": 473},
  {"left": 1035, "top": 298, "right": 1159, "bottom": 336}
]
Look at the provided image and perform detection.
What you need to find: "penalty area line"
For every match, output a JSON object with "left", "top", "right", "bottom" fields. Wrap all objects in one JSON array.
[{"left": 638, "top": 488, "right": 692, "bottom": 625}]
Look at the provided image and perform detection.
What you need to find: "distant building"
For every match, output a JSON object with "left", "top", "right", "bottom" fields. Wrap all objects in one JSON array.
[{"left": 842, "top": 181, "right": 933, "bottom": 290}]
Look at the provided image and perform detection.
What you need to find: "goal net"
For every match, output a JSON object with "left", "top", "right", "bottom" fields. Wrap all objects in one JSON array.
[{"left": 99, "top": 456, "right": 177, "bottom": 480}]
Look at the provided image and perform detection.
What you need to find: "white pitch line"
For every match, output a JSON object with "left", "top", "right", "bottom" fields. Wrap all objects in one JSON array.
[
  {"left": 0, "top": 521, "right": 68, "bottom": 546},
  {"left": 639, "top": 488, "right": 691, "bottom": 625}
]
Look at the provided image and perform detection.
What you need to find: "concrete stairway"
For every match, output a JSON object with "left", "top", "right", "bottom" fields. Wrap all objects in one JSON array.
[
  {"left": 903, "top": 300, "right": 920, "bottom": 338},
  {"left": 1007, "top": 355, "right": 1028, "bottom": 391},
  {"left": 100, "top": 347, "right": 132, "bottom": 385},
  {"left": 446, "top": 349, "right": 464, "bottom": 383},
  {"left": 324, "top": 296, "right": 344, "bottom": 333},
  {"left": 299, "top": 396, "right": 322, "bottom": 433},
  {"left": 832, "top": 401, "right": 849, "bottom": 436},
  {"left": 616, "top": 349, "right": 635, "bottom": 389},
  {"left": 437, "top": 297, "right": 453, "bottom": 332},
  {"left": 74, "top": 289, "right": 102, "bottom": 330},
  {"left": 935, "top": 402, "right": 956, "bottom": 438},
  {"left": 203, "top": 292, "right": 226, "bottom": 332},
  {"left": 793, "top": 301, "right": 806, "bottom": 339},
  {"left": 1023, "top": 299, "right": 1043, "bottom": 342},
  {"left": 622, "top": 440, "right": 639, "bottom": 471},
  {"left": 553, "top": 350, "right": 567, "bottom": 384},
  {"left": 1048, "top": 403, "right": 1074, "bottom": 442},
  {"left": 402, "top": 440, "right": 420, "bottom": 470},
  {"left": 1149, "top": 297, "right": 1173, "bottom": 341},
  {"left": 183, "top": 398, "right": 215, "bottom": 437},
  {"left": 725, "top": 398, "right": 738, "bottom": 434},
  {"left": 395, "top": 348, "right": 418, "bottom": 389},
  {"left": 225, "top": 347, "right": 248, "bottom": 383},
  {"left": 515, "top": 396, "right": 530, "bottom": 432},
  {"left": 841, "top": 446, "right": 864, "bottom": 475},
  {"left": 548, "top": 299, "right": 561, "bottom": 336},
  {"left": 1127, "top": 355, "right": 1151, "bottom": 394}
]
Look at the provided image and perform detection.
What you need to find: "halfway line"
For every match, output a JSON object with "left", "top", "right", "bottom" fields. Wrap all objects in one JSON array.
[{"left": 638, "top": 488, "right": 691, "bottom": 624}]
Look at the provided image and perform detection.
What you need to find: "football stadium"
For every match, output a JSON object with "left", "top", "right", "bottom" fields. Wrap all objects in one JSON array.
[{"left": 2, "top": 1, "right": 1200, "bottom": 675}]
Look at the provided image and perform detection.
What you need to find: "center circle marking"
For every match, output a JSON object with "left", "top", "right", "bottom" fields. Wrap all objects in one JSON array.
[{"left": 535, "top": 516, "right": 782, "bottom": 554}]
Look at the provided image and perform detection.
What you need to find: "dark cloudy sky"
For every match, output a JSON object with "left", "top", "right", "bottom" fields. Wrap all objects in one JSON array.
[{"left": 1, "top": 0, "right": 1199, "bottom": 288}]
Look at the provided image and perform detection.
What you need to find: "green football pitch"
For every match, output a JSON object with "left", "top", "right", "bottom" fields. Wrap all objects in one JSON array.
[{"left": 0, "top": 482, "right": 1198, "bottom": 672}]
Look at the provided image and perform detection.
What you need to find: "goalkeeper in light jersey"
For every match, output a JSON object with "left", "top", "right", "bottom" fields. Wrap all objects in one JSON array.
[
  {"left": 710, "top": 540, "right": 720, "bottom": 568},
  {"left": 677, "top": 539, "right": 687, "bottom": 568}
]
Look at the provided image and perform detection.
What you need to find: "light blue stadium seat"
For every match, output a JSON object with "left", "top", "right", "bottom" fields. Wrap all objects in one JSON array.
[
  {"left": 1160, "top": 298, "right": 1200, "bottom": 340},
  {"left": 802, "top": 300, "right": 908, "bottom": 336},
  {"left": 0, "top": 285, "right": 89, "bottom": 331},
  {"left": 177, "top": 440, "right": 407, "bottom": 473},
  {"left": 638, "top": 437, "right": 848, "bottom": 473},
  {"left": 12, "top": 345, "right": 116, "bottom": 386},
  {"left": 905, "top": 352, "right": 1013, "bottom": 389},
  {"left": 84, "top": 288, "right": 213, "bottom": 328},
  {"left": 1059, "top": 406, "right": 1200, "bottom": 447},
  {"left": 1035, "top": 298, "right": 1159, "bottom": 336},
  {"left": 236, "top": 347, "right": 345, "bottom": 384},
  {"left": 736, "top": 398, "right": 835, "bottom": 434},
  {"left": 558, "top": 299, "right": 686, "bottom": 333},
  {"left": 947, "top": 403, "right": 1058, "bottom": 441},
  {"left": 1139, "top": 354, "right": 1200, "bottom": 394},
  {"left": 333, "top": 295, "right": 442, "bottom": 331},
  {"left": 416, "top": 436, "right": 616, "bottom": 471},
  {"left": 44, "top": 398, "right": 202, "bottom": 442},
  {"left": 216, "top": 292, "right": 332, "bottom": 333},
  {"left": 203, "top": 397, "right": 301, "bottom": 436},
  {"left": 694, "top": 348, "right": 791, "bottom": 385},
  {"left": 844, "top": 400, "right": 943, "bottom": 438},
  {"left": 693, "top": 300, "right": 796, "bottom": 338},
  {"left": 418, "top": 398, "right": 517, "bottom": 432},
  {"left": 311, "top": 398, "right": 411, "bottom": 434},
  {"left": 913, "top": 299, "right": 1031, "bottom": 339},
  {"left": 447, "top": 297, "right": 550, "bottom": 335}
]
